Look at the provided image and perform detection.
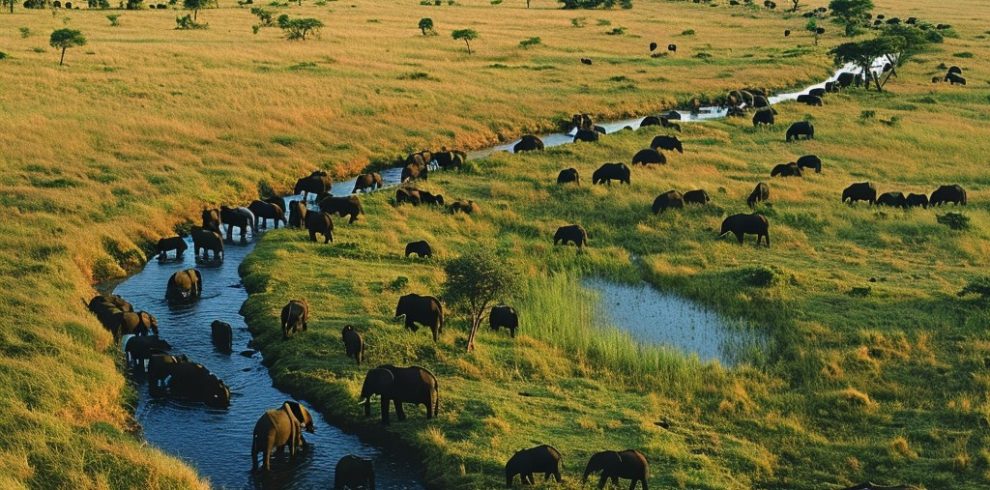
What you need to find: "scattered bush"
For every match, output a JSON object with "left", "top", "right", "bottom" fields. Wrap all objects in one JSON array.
[
  {"left": 0, "top": 52, "right": 6, "bottom": 60},
  {"left": 418, "top": 17, "right": 434, "bottom": 35},
  {"left": 106, "top": 14, "right": 120, "bottom": 26},
  {"left": 605, "top": 26, "right": 626, "bottom": 35},
  {"left": 848, "top": 286, "right": 871, "bottom": 297},
  {"left": 859, "top": 110, "right": 875, "bottom": 120},
  {"left": 518, "top": 36, "right": 541, "bottom": 48},
  {"left": 560, "top": 0, "right": 627, "bottom": 9},
  {"left": 952, "top": 51, "right": 973, "bottom": 58},
  {"left": 958, "top": 276, "right": 990, "bottom": 300},
  {"left": 937, "top": 212, "right": 970, "bottom": 230},
  {"left": 570, "top": 17, "right": 586, "bottom": 27},
  {"left": 175, "top": 14, "right": 207, "bottom": 29},
  {"left": 49, "top": 28, "right": 86, "bottom": 66},
  {"left": 277, "top": 15, "right": 324, "bottom": 40},
  {"left": 19, "top": 27, "right": 31, "bottom": 38},
  {"left": 681, "top": 28, "right": 695, "bottom": 35},
  {"left": 387, "top": 276, "right": 409, "bottom": 292},
  {"left": 739, "top": 265, "right": 778, "bottom": 287}
]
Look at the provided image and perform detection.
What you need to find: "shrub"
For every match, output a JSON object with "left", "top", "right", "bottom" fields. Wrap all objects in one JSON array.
[
  {"left": 559, "top": 0, "right": 627, "bottom": 8},
  {"left": 959, "top": 277, "right": 990, "bottom": 300},
  {"left": 518, "top": 36, "right": 541, "bottom": 48},
  {"left": 388, "top": 276, "right": 409, "bottom": 292},
  {"left": 0, "top": 52, "right": 6, "bottom": 60},
  {"left": 277, "top": 15, "right": 324, "bottom": 40},
  {"left": 451, "top": 28, "right": 477, "bottom": 54},
  {"left": 605, "top": 26, "right": 626, "bottom": 35},
  {"left": 175, "top": 14, "right": 207, "bottom": 29},
  {"left": 19, "top": 27, "right": 31, "bottom": 38},
  {"left": 859, "top": 110, "right": 876, "bottom": 120},
  {"left": 848, "top": 286, "right": 871, "bottom": 297},
  {"left": 937, "top": 212, "right": 969, "bottom": 230},
  {"left": 738, "top": 265, "right": 777, "bottom": 287},
  {"left": 681, "top": 28, "right": 695, "bottom": 35},
  {"left": 952, "top": 52, "right": 973, "bottom": 58},
  {"left": 417, "top": 17, "right": 434, "bottom": 35},
  {"left": 570, "top": 17, "right": 586, "bottom": 27},
  {"left": 106, "top": 14, "right": 120, "bottom": 26}
]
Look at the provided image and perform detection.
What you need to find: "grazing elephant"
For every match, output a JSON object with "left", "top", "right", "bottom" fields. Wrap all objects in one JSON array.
[
  {"left": 796, "top": 94, "right": 823, "bottom": 106},
  {"left": 489, "top": 305, "right": 519, "bottom": 338},
  {"left": 650, "top": 135, "right": 683, "bottom": 153},
  {"left": 341, "top": 325, "right": 364, "bottom": 364},
  {"left": 305, "top": 211, "right": 334, "bottom": 243},
  {"left": 147, "top": 353, "right": 189, "bottom": 388},
  {"left": 683, "top": 189, "right": 710, "bottom": 205},
  {"left": 156, "top": 236, "right": 187, "bottom": 260},
  {"left": 930, "top": 184, "right": 967, "bottom": 206},
  {"left": 335, "top": 455, "right": 375, "bottom": 490},
  {"left": 191, "top": 227, "right": 224, "bottom": 261},
  {"left": 784, "top": 29, "right": 791, "bottom": 36},
  {"left": 877, "top": 192, "right": 907, "bottom": 208},
  {"left": 319, "top": 195, "right": 364, "bottom": 224},
  {"left": 632, "top": 149, "right": 666, "bottom": 165},
  {"left": 294, "top": 171, "right": 333, "bottom": 201},
  {"left": 288, "top": 200, "right": 307, "bottom": 228},
  {"left": 583, "top": 450, "right": 649, "bottom": 490},
  {"left": 747, "top": 182, "right": 769, "bottom": 209},
  {"left": 574, "top": 129, "right": 600, "bottom": 143},
  {"left": 808, "top": 88, "right": 826, "bottom": 98},
  {"left": 649, "top": 41, "right": 657, "bottom": 51},
  {"left": 652, "top": 190, "right": 684, "bottom": 214},
  {"left": 752, "top": 109, "right": 775, "bottom": 127},
  {"left": 639, "top": 116, "right": 661, "bottom": 128},
  {"left": 248, "top": 200, "right": 285, "bottom": 230},
  {"left": 719, "top": 213, "right": 770, "bottom": 247},
  {"left": 506, "top": 445, "right": 563, "bottom": 487},
  {"left": 837, "top": 72, "right": 857, "bottom": 88},
  {"left": 113, "top": 310, "right": 159, "bottom": 338},
  {"left": 405, "top": 240, "right": 432, "bottom": 258},
  {"left": 211, "top": 320, "right": 233, "bottom": 352},
  {"left": 167, "top": 362, "right": 230, "bottom": 407},
  {"left": 557, "top": 168, "right": 580, "bottom": 185},
  {"left": 771, "top": 162, "right": 802, "bottom": 177},
  {"left": 513, "top": 135, "right": 544, "bottom": 153},
  {"left": 219, "top": 206, "right": 254, "bottom": 243},
  {"left": 360, "top": 365, "right": 439, "bottom": 424},
  {"left": 554, "top": 224, "right": 588, "bottom": 248},
  {"left": 796, "top": 154, "right": 822, "bottom": 173},
  {"left": 581, "top": 58, "right": 593, "bottom": 65},
  {"left": 401, "top": 163, "right": 428, "bottom": 183},
  {"left": 593, "top": 163, "right": 631, "bottom": 185},
  {"left": 124, "top": 335, "right": 171, "bottom": 370},
  {"left": 396, "top": 187, "right": 422, "bottom": 206},
  {"left": 395, "top": 293, "right": 444, "bottom": 342},
  {"left": 660, "top": 117, "right": 681, "bottom": 132},
  {"left": 420, "top": 191, "right": 445, "bottom": 206},
  {"left": 353, "top": 172, "right": 383, "bottom": 193},
  {"left": 905, "top": 193, "right": 929, "bottom": 208},
  {"left": 281, "top": 299, "right": 309, "bottom": 339},
  {"left": 786, "top": 121, "right": 815, "bottom": 141},
  {"left": 166, "top": 269, "right": 202, "bottom": 301},
  {"left": 752, "top": 95, "right": 770, "bottom": 109},
  {"left": 450, "top": 200, "right": 479, "bottom": 214},
  {"left": 842, "top": 182, "right": 878, "bottom": 204},
  {"left": 251, "top": 401, "right": 315, "bottom": 471},
  {"left": 434, "top": 150, "right": 467, "bottom": 170},
  {"left": 825, "top": 81, "right": 839, "bottom": 93},
  {"left": 202, "top": 208, "right": 222, "bottom": 233}
]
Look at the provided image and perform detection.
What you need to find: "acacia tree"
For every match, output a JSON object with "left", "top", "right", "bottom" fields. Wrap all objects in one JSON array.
[
  {"left": 418, "top": 17, "right": 434, "bottom": 35},
  {"left": 49, "top": 28, "right": 86, "bottom": 66},
  {"left": 442, "top": 248, "right": 518, "bottom": 352},
  {"left": 451, "top": 28, "right": 477, "bottom": 54},
  {"left": 184, "top": 0, "right": 206, "bottom": 20},
  {"left": 828, "top": 0, "right": 873, "bottom": 36},
  {"left": 806, "top": 19, "right": 822, "bottom": 45}
]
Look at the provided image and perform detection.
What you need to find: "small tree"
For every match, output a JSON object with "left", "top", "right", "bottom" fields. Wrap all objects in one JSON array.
[
  {"left": 183, "top": 0, "right": 206, "bottom": 20},
  {"left": 106, "top": 14, "right": 120, "bottom": 26},
  {"left": 442, "top": 248, "right": 518, "bottom": 352},
  {"left": 49, "top": 28, "right": 85, "bottom": 66},
  {"left": 806, "top": 19, "right": 820, "bottom": 45},
  {"left": 828, "top": 0, "right": 873, "bottom": 36},
  {"left": 451, "top": 28, "right": 477, "bottom": 54},
  {"left": 418, "top": 17, "right": 434, "bottom": 35},
  {"left": 277, "top": 15, "right": 323, "bottom": 40}
]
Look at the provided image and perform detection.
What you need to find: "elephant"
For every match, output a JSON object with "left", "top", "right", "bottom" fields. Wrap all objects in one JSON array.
[
  {"left": 112, "top": 310, "right": 159, "bottom": 338},
  {"left": 837, "top": 72, "right": 857, "bottom": 88},
  {"left": 434, "top": 150, "right": 467, "bottom": 170},
  {"left": 288, "top": 200, "right": 307, "bottom": 228},
  {"left": 639, "top": 116, "right": 661, "bottom": 128},
  {"left": 557, "top": 168, "right": 580, "bottom": 185},
  {"left": 593, "top": 163, "right": 631, "bottom": 186},
  {"left": 404, "top": 150, "right": 433, "bottom": 168},
  {"left": 248, "top": 200, "right": 285, "bottom": 230},
  {"left": 405, "top": 240, "right": 432, "bottom": 258},
  {"left": 581, "top": 56, "right": 593, "bottom": 64},
  {"left": 797, "top": 94, "right": 824, "bottom": 106},
  {"left": 319, "top": 195, "right": 364, "bottom": 224},
  {"left": 930, "top": 184, "right": 967, "bottom": 205},
  {"left": 649, "top": 41, "right": 657, "bottom": 51},
  {"left": 683, "top": 189, "right": 710, "bottom": 205},
  {"left": 450, "top": 200, "right": 479, "bottom": 214},
  {"left": 89, "top": 294, "right": 132, "bottom": 313},
  {"left": 650, "top": 135, "right": 683, "bottom": 153},
  {"left": 786, "top": 121, "right": 815, "bottom": 142},
  {"left": 771, "top": 162, "right": 802, "bottom": 177},
  {"left": 574, "top": 129, "right": 600, "bottom": 143},
  {"left": 839, "top": 482, "right": 919, "bottom": 490},
  {"left": 652, "top": 190, "right": 684, "bottom": 214},
  {"left": 905, "top": 193, "right": 929, "bottom": 208},
  {"left": 505, "top": 445, "right": 563, "bottom": 487},
  {"left": 281, "top": 299, "right": 309, "bottom": 339},
  {"left": 420, "top": 191, "right": 445, "bottom": 206},
  {"left": 752, "top": 109, "right": 775, "bottom": 127},
  {"left": 219, "top": 206, "right": 255, "bottom": 243},
  {"left": 659, "top": 110, "right": 681, "bottom": 121},
  {"left": 877, "top": 192, "right": 907, "bottom": 208},
  {"left": 719, "top": 213, "right": 770, "bottom": 247},
  {"left": 946, "top": 74, "right": 967, "bottom": 85},
  {"left": 752, "top": 95, "right": 770, "bottom": 109},
  {"left": 842, "top": 182, "right": 878, "bottom": 204},
  {"left": 294, "top": 171, "right": 333, "bottom": 201},
  {"left": 360, "top": 364, "right": 439, "bottom": 424},
  {"left": 490, "top": 305, "right": 519, "bottom": 338},
  {"left": 395, "top": 293, "right": 444, "bottom": 342},
  {"left": 747, "top": 182, "right": 769, "bottom": 208},
  {"left": 353, "top": 172, "right": 384, "bottom": 193},
  {"left": 554, "top": 224, "right": 588, "bottom": 248},
  {"left": 156, "top": 236, "right": 187, "bottom": 260},
  {"left": 147, "top": 353, "right": 189, "bottom": 389},
  {"left": 946, "top": 66, "right": 962, "bottom": 77},
  {"left": 825, "top": 81, "right": 839, "bottom": 93},
  {"left": 583, "top": 450, "right": 649, "bottom": 490},
  {"left": 808, "top": 88, "right": 826, "bottom": 98},
  {"left": 513, "top": 135, "right": 544, "bottom": 153},
  {"left": 396, "top": 187, "right": 422, "bottom": 206},
  {"left": 631, "top": 149, "right": 666, "bottom": 165},
  {"left": 342, "top": 325, "right": 364, "bottom": 364},
  {"left": 796, "top": 154, "right": 822, "bottom": 173},
  {"left": 211, "top": 320, "right": 233, "bottom": 352},
  {"left": 251, "top": 401, "right": 315, "bottom": 471},
  {"left": 202, "top": 208, "right": 222, "bottom": 233},
  {"left": 124, "top": 335, "right": 171, "bottom": 371},
  {"left": 572, "top": 113, "right": 594, "bottom": 130},
  {"left": 191, "top": 227, "right": 224, "bottom": 261},
  {"left": 401, "top": 162, "right": 428, "bottom": 183},
  {"left": 660, "top": 118, "right": 681, "bottom": 132},
  {"left": 334, "top": 454, "right": 375, "bottom": 490},
  {"left": 264, "top": 196, "right": 286, "bottom": 216},
  {"left": 305, "top": 211, "right": 334, "bottom": 243},
  {"left": 727, "top": 106, "right": 746, "bottom": 118},
  {"left": 166, "top": 269, "right": 202, "bottom": 301},
  {"left": 167, "top": 363, "right": 230, "bottom": 408}
]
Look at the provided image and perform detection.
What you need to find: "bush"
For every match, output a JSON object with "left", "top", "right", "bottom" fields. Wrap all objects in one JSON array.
[
  {"left": 19, "top": 27, "right": 31, "bottom": 38},
  {"left": 959, "top": 277, "right": 990, "bottom": 300},
  {"left": 605, "top": 27, "right": 626, "bottom": 35},
  {"left": 570, "top": 17, "right": 586, "bottom": 27},
  {"left": 518, "top": 36, "right": 541, "bottom": 48},
  {"left": 559, "top": 0, "right": 628, "bottom": 9},
  {"left": 175, "top": 14, "right": 207, "bottom": 29},
  {"left": 681, "top": 28, "right": 695, "bottom": 35},
  {"left": 937, "top": 212, "right": 970, "bottom": 230},
  {"left": 738, "top": 265, "right": 777, "bottom": 287},
  {"left": 0, "top": 52, "right": 6, "bottom": 60},
  {"left": 277, "top": 15, "right": 324, "bottom": 40},
  {"left": 106, "top": 14, "right": 120, "bottom": 26}
]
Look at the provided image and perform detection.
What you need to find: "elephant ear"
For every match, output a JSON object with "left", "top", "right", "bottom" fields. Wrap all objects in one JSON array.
[{"left": 367, "top": 368, "right": 395, "bottom": 394}]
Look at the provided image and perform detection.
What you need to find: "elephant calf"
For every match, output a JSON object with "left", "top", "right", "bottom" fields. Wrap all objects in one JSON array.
[
  {"left": 449, "top": 200, "right": 479, "bottom": 214},
  {"left": 157, "top": 236, "right": 187, "bottom": 260},
  {"left": 554, "top": 224, "right": 588, "bottom": 248},
  {"left": 360, "top": 365, "right": 439, "bottom": 424},
  {"left": 251, "top": 401, "right": 315, "bottom": 472},
  {"left": 490, "top": 305, "right": 519, "bottom": 338},
  {"left": 341, "top": 325, "right": 364, "bottom": 364},
  {"left": 335, "top": 455, "right": 375, "bottom": 489},
  {"left": 632, "top": 149, "right": 666, "bottom": 166},
  {"left": 719, "top": 213, "right": 770, "bottom": 247},
  {"left": 583, "top": 450, "right": 649, "bottom": 490},
  {"left": 747, "top": 182, "right": 769, "bottom": 209},
  {"left": 405, "top": 240, "right": 432, "bottom": 258},
  {"left": 506, "top": 445, "right": 563, "bottom": 487},
  {"left": 211, "top": 320, "right": 233, "bottom": 352},
  {"left": 281, "top": 299, "right": 309, "bottom": 339},
  {"left": 905, "top": 193, "right": 929, "bottom": 208},
  {"left": 557, "top": 168, "right": 580, "bottom": 185}
]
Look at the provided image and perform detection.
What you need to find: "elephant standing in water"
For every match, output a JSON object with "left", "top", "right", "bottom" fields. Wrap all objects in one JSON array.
[
  {"left": 156, "top": 236, "right": 187, "bottom": 260},
  {"left": 352, "top": 172, "right": 383, "bottom": 193},
  {"left": 202, "top": 208, "right": 222, "bottom": 233},
  {"left": 294, "top": 170, "right": 333, "bottom": 201},
  {"left": 505, "top": 445, "right": 563, "bottom": 487},
  {"left": 191, "top": 227, "right": 224, "bottom": 262},
  {"left": 166, "top": 269, "right": 202, "bottom": 301},
  {"left": 211, "top": 320, "right": 233, "bottom": 352},
  {"left": 288, "top": 200, "right": 307, "bottom": 228},
  {"left": 719, "top": 214, "right": 770, "bottom": 247},
  {"left": 334, "top": 455, "right": 375, "bottom": 490},
  {"left": 166, "top": 362, "right": 230, "bottom": 408},
  {"left": 248, "top": 200, "right": 285, "bottom": 229},
  {"left": 251, "top": 401, "right": 316, "bottom": 471},
  {"left": 395, "top": 293, "right": 444, "bottom": 342},
  {"left": 219, "top": 206, "right": 254, "bottom": 243},
  {"left": 147, "top": 353, "right": 189, "bottom": 389},
  {"left": 360, "top": 364, "right": 439, "bottom": 424},
  {"left": 583, "top": 450, "right": 650, "bottom": 490}
]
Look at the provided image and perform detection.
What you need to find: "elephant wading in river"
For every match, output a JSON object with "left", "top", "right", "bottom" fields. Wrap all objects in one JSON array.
[
  {"left": 360, "top": 364, "right": 439, "bottom": 424},
  {"left": 148, "top": 353, "right": 189, "bottom": 389},
  {"left": 166, "top": 269, "right": 202, "bottom": 301},
  {"left": 156, "top": 236, "right": 187, "bottom": 260},
  {"left": 288, "top": 200, "right": 307, "bottom": 228},
  {"left": 319, "top": 195, "right": 364, "bottom": 224},
  {"left": 353, "top": 172, "right": 384, "bottom": 193},
  {"left": 211, "top": 320, "right": 233, "bottom": 352},
  {"left": 395, "top": 294, "right": 444, "bottom": 342},
  {"left": 342, "top": 325, "right": 364, "bottom": 364},
  {"left": 167, "top": 362, "right": 231, "bottom": 408},
  {"left": 574, "top": 129, "right": 600, "bottom": 143},
  {"left": 554, "top": 224, "right": 588, "bottom": 248},
  {"left": 281, "top": 299, "right": 309, "bottom": 339},
  {"left": 335, "top": 455, "right": 375, "bottom": 490},
  {"left": 202, "top": 208, "right": 222, "bottom": 233},
  {"left": 111, "top": 310, "right": 159, "bottom": 338},
  {"left": 251, "top": 401, "right": 316, "bottom": 472},
  {"left": 513, "top": 135, "right": 544, "bottom": 153},
  {"left": 294, "top": 171, "right": 333, "bottom": 201},
  {"left": 583, "top": 450, "right": 650, "bottom": 490},
  {"left": 506, "top": 445, "right": 563, "bottom": 487},
  {"left": 490, "top": 305, "right": 519, "bottom": 338},
  {"left": 720, "top": 213, "right": 770, "bottom": 247},
  {"left": 219, "top": 206, "right": 255, "bottom": 243},
  {"left": 248, "top": 200, "right": 285, "bottom": 230},
  {"left": 191, "top": 227, "right": 224, "bottom": 262},
  {"left": 305, "top": 211, "right": 334, "bottom": 244},
  {"left": 592, "top": 163, "right": 631, "bottom": 186},
  {"left": 124, "top": 335, "right": 171, "bottom": 370}
]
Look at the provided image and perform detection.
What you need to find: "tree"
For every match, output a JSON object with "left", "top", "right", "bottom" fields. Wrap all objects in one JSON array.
[
  {"left": 828, "top": 0, "right": 873, "bottom": 36},
  {"left": 418, "top": 17, "right": 434, "bottom": 35},
  {"left": 789, "top": 0, "right": 799, "bottom": 12},
  {"left": 806, "top": 19, "right": 821, "bottom": 45},
  {"left": 442, "top": 248, "right": 518, "bottom": 352},
  {"left": 829, "top": 37, "right": 895, "bottom": 91},
  {"left": 451, "top": 28, "right": 477, "bottom": 54},
  {"left": 49, "top": 28, "right": 85, "bottom": 66},
  {"left": 277, "top": 15, "right": 324, "bottom": 40},
  {"left": 106, "top": 14, "right": 120, "bottom": 26},
  {"left": 183, "top": 0, "right": 206, "bottom": 20}
]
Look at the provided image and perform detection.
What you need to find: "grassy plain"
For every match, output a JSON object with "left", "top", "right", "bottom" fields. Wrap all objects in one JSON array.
[{"left": 0, "top": 0, "right": 986, "bottom": 487}]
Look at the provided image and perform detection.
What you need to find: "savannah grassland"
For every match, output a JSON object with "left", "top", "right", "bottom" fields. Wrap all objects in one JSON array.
[{"left": 0, "top": 0, "right": 985, "bottom": 488}]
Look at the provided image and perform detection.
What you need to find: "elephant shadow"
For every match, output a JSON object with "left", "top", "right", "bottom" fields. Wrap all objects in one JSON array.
[{"left": 194, "top": 256, "right": 224, "bottom": 268}]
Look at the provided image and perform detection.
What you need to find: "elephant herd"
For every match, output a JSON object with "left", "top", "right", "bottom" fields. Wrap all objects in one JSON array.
[
  {"left": 505, "top": 445, "right": 650, "bottom": 490},
  {"left": 842, "top": 182, "right": 967, "bottom": 208}
]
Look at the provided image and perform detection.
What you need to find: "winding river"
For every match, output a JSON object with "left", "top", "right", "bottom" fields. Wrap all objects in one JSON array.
[{"left": 111, "top": 59, "right": 885, "bottom": 488}]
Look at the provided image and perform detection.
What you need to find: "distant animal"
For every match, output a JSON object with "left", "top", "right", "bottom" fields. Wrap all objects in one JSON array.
[
  {"left": 191, "top": 228, "right": 224, "bottom": 261},
  {"left": 156, "top": 236, "right": 187, "bottom": 260},
  {"left": 304, "top": 211, "right": 334, "bottom": 243},
  {"left": 334, "top": 455, "right": 375, "bottom": 490},
  {"left": 836, "top": 72, "right": 856, "bottom": 88},
  {"left": 506, "top": 445, "right": 563, "bottom": 487},
  {"left": 202, "top": 208, "right": 222, "bottom": 233},
  {"left": 747, "top": 182, "right": 769, "bottom": 208},
  {"left": 877, "top": 192, "right": 907, "bottom": 208},
  {"left": 583, "top": 450, "right": 650, "bottom": 490},
  {"left": 352, "top": 172, "right": 383, "bottom": 193},
  {"left": 514, "top": 134, "right": 545, "bottom": 153},
  {"left": 720, "top": 213, "right": 770, "bottom": 247},
  {"left": 251, "top": 401, "right": 315, "bottom": 471},
  {"left": 945, "top": 73, "right": 966, "bottom": 85},
  {"left": 797, "top": 94, "right": 824, "bottom": 106},
  {"left": 652, "top": 190, "right": 684, "bottom": 214},
  {"left": 211, "top": 320, "right": 233, "bottom": 352},
  {"left": 771, "top": 162, "right": 802, "bottom": 177},
  {"left": 263, "top": 196, "right": 286, "bottom": 217},
  {"left": 489, "top": 305, "right": 519, "bottom": 338},
  {"left": 294, "top": 171, "right": 332, "bottom": 201},
  {"left": 166, "top": 269, "right": 202, "bottom": 301},
  {"left": 281, "top": 299, "right": 309, "bottom": 340},
  {"left": 219, "top": 206, "right": 254, "bottom": 243},
  {"left": 405, "top": 240, "right": 432, "bottom": 258},
  {"left": 786, "top": 121, "right": 815, "bottom": 141},
  {"left": 360, "top": 364, "right": 439, "bottom": 424},
  {"left": 752, "top": 95, "right": 770, "bottom": 109},
  {"left": 434, "top": 149, "right": 467, "bottom": 170},
  {"left": 752, "top": 109, "right": 775, "bottom": 127},
  {"left": 166, "top": 362, "right": 230, "bottom": 408},
  {"left": 421, "top": 190, "right": 445, "bottom": 206},
  {"left": 946, "top": 66, "right": 962, "bottom": 77},
  {"left": 825, "top": 81, "right": 838, "bottom": 93},
  {"left": 660, "top": 117, "right": 681, "bottom": 132},
  {"left": 401, "top": 162, "right": 428, "bottom": 182},
  {"left": 554, "top": 224, "right": 588, "bottom": 248},
  {"left": 449, "top": 200, "right": 480, "bottom": 214},
  {"left": 808, "top": 88, "right": 826, "bottom": 98},
  {"left": 929, "top": 184, "right": 967, "bottom": 206},
  {"left": 784, "top": 29, "right": 790, "bottom": 37},
  {"left": 936, "top": 23, "right": 952, "bottom": 30},
  {"left": 581, "top": 58, "right": 592, "bottom": 65},
  {"left": 125, "top": 335, "right": 171, "bottom": 370},
  {"left": 574, "top": 129, "right": 600, "bottom": 143},
  {"left": 632, "top": 149, "right": 666, "bottom": 165},
  {"left": 667, "top": 44, "right": 676, "bottom": 52},
  {"left": 287, "top": 200, "right": 307, "bottom": 228},
  {"left": 842, "top": 182, "right": 878, "bottom": 204},
  {"left": 341, "top": 325, "right": 364, "bottom": 364},
  {"left": 650, "top": 135, "right": 683, "bottom": 153},
  {"left": 395, "top": 293, "right": 444, "bottom": 342},
  {"left": 931, "top": 76, "right": 941, "bottom": 84},
  {"left": 639, "top": 116, "right": 661, "bottom": 127},
  {"left": 683, "top": 189, "right": 710, "bottom": 205},
  {"left": 592, "top": 163, "right": 631, "bottom": 185},
  {"left": 557, "top": 168, "right": 580, "bottom": 185},
  {"left": 796, "top": 154, "right": 822, "bottom": 173},
  {"left": 905, "top": 193, "right": 929, "bottom": 208},
  {"left": 318, "top": 195, "right": 363, "bottom": 224},
  {"left": 395, "top": 187, "right": 422, "bottom": 206},
  {"left": 248, "top": 200, "right": 285, "bottom": 230},
  {"left": 649, "top": 41, "right": 657, "bottom": 51}
]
